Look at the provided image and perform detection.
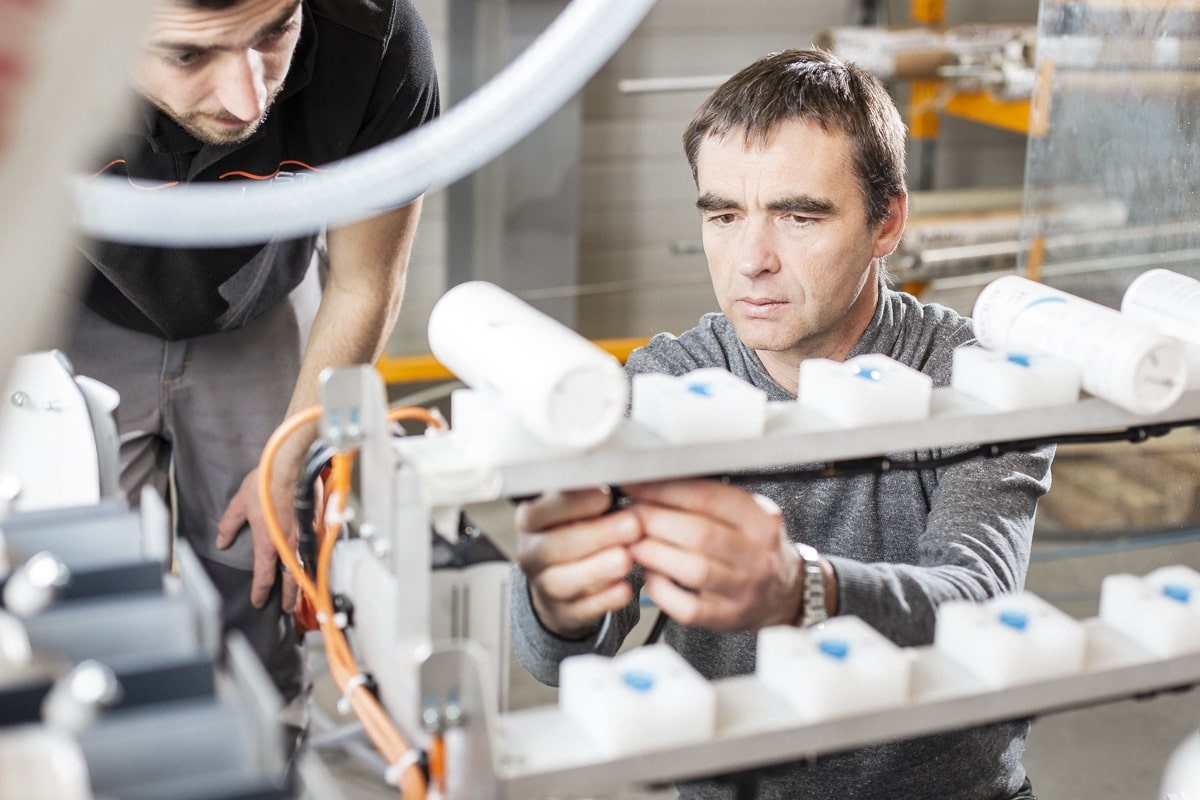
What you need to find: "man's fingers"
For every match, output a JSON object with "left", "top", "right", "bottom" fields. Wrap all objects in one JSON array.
[
  {"left": 628, "top": 536, "right": 742, "bottom": 595},
  {"left": 532, "top": 545, "right": 634, "bottom": 603},
  {"left": 516, "top": 487, "right": 617, "bottom": 533},
  {"left": 250, "top": 546, "right": 279, "bottom": 609},
  {"left": 281, "top": 571, "right": 299, "bottom": 614},
  {"left": 642, "top": 571, "right": 743, "bottom": 632},
  {"left": 530, "top": 575, "right": 633, "bottom": 638},
  {"left": 215, "top": 494, "right": 247, "bottom": 549},
  {"left": 517, "top": 509, "right": 641, "bottom": 574},
  {"left": 623, "top": 479, "right": 781, "bottom": 537}
]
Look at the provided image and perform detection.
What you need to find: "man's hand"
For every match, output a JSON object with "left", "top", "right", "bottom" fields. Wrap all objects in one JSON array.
[
  {"left": 624, "top": 479, "right": 803, "bottom": 632},
  {"left": 216, "top": 467, "right": 299, "bottom": 611},
  {"left": 516, "top": 487, "right": 644, "bottom": 639}
]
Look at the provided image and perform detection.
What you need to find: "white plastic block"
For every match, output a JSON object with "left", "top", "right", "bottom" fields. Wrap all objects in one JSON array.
[
  {"left": 798, "top": 355, "right": 932, "bottom": 427},
  {"left": 951, "top": 346, "right": 1081, "bottom": 411},
  {"left": 1100, "top": 565, "right": 1200, "bottom": 657},
  {"left": 631, "top": 368, "right": 767, "bottom": 445},
  {"left": 934, "top": 592, "right": 1087, "bottom": 688},
  {"left": 756, "top": 616, "right": 911, "bottom": 721},
  {"left": 558, "top": 644, "right": 716, "bottom": 756}
]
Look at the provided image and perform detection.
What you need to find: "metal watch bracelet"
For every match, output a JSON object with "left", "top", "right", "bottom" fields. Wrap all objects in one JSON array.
[{"left": 793, "top": 542, "right": 828, "bottom": 627}]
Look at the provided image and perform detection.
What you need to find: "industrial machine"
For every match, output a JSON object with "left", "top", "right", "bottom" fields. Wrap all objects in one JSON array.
[{"left": 259, "top": 276, "right": 1200, "bottom": 799}]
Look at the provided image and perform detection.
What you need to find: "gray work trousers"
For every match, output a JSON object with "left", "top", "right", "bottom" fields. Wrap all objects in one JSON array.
[{"left": 59, "top": 269, "right": 321, "bottom": 705}]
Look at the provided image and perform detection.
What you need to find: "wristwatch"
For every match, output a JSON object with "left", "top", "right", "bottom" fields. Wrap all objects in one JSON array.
[{"left": 793, "top": 542, "right": 828, "bottom": 627}]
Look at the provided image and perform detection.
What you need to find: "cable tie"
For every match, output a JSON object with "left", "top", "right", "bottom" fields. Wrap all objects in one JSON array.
[
  {"left": 337, "top": 673, "right": 370, "bottom": 715},
  {"left": 384, "top": 748, "right": 423, "bottom": 787}
]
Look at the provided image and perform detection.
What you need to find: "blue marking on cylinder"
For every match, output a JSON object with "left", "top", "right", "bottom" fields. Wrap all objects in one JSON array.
[
  {"left": 998, "top": 610, "right": 1029, "bottom": 631},
  {"left": 1163, "top": 584, "right": 1192, "bottom": 604},
  {"left": 818, "top": 638, "right": 851, "bottom": 660},
  {"left": 687, "top": 383, "right": 714, "bottom": 397},
  {"left": 1006, "top": 353, "right": 1032, "bottom": 368},
  {"left": 622, "top": 669, "right": 656, "bottom": 692}
]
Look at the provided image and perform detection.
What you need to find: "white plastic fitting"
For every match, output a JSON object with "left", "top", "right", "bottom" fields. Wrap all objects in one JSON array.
[
  {"left": 951, "top": 346, "right": 1081, "bottom": 411},
  {"left": 757, "top": 616, "right": 912, "bottom": 721},
  {"left": 934, "top": 591, "right": 1087, "bottom": 688},
  {"left": 631, "top": 368, "right": 767, "bottom": 445},
  {"left": 798, "top": 354, "right": 933, "bottom": 427},
  {"left": 1100, "top": 565, "right": 1200, "bottom": 658},
  {"left": 558, "top": 644, "right": 716, "bottom": 756}
]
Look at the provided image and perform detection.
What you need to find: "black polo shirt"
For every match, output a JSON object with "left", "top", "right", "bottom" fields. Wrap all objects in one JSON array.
[{"left": 81, "top": 0, "right": 439, "bottom": 340}]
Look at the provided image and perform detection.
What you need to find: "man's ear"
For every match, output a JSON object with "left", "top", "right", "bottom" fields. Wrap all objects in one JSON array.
[{"left": 872, "top": 194, "right": 908, "bottom": 259}]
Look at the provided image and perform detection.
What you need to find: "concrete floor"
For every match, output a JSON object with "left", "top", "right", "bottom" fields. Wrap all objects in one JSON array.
[{"left": 304, "top": 498, "right": 1200, "bottom": 799}]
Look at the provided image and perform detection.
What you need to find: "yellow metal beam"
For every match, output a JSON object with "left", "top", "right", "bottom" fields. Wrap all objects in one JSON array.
[
  {"left": 375, "top": 336, "right": 653, "bottom": 385},
  {"left": 909, "top": 81, "right": 942, "bottom": 140},
  {"left": 941, "top": 92, "right": 1032, "bottom": 136},
  {"left": 910, "top": 0, "right": 945, "bottom": 25}
]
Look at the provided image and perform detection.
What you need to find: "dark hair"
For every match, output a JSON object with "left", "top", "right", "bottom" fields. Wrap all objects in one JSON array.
[{"left": 683, "top": 49, "right": 907, "bottom": 227}]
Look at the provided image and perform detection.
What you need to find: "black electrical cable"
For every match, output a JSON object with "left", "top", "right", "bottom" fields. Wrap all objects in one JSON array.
[
  {"left": 642, "top": 609, "right": 670, "bottom": 646},
  {"left": 718, "top": 419, "right": 1200, "bottom": 486},
  {"left": 295, "top": 441, "right": 337, "bottom": 578}
]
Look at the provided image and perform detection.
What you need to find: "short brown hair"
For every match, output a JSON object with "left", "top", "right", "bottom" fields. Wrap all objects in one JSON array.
[{"left": 683, "top": 49, "right": 907, "bottom": 226}]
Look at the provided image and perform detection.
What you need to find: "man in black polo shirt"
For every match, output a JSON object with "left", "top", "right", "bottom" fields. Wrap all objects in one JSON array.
[{"left": 61, "top": 0, "right": 439, "bottom": 718}]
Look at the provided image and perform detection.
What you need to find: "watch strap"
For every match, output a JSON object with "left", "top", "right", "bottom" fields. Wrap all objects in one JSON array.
[{"left": 793, "top": 542, "right": 828, "bottom": 627}]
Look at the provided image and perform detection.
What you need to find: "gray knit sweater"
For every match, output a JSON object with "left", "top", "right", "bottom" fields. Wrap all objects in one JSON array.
[{"left": 511, "top": 285, "right": 1054, "bottom": 800}]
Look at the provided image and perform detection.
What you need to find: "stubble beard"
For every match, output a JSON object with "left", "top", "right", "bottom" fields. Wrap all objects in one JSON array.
[{"left": 154, "top": 81, "right": 284, "bottom": 146}]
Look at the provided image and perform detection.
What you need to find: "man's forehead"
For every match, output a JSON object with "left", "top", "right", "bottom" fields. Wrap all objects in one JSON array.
[{"left": 147, "top": 0, "right": 299, "bottom": 45}]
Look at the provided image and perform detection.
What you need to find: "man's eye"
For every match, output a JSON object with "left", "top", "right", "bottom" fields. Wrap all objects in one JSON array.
[
  {"left": 709, "top": 213, "right": 737, "bottom": 225},
  {"left": 788, "top": 214, "right": 814, "bottom": 224},
  {"left": 260, "top": 21, "right": 298, "bottom": 46},
  {"left": 168, "top": 51, "right": 203, "bottom": 68}
]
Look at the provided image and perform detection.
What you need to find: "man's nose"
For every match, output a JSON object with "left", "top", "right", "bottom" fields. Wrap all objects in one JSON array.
[
  {"left": 736, "top": 220, "right": 781, "bottom": 277},
  {"left": 215, "top": 50, "right": 267, "bottom": 122}
]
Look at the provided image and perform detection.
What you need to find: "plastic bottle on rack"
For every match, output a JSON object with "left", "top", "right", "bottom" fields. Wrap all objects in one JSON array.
[{"left": 971, "top": 275, "right": 1185, "bottom": 415}]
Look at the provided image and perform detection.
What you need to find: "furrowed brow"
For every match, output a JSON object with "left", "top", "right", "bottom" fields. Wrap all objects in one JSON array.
[
  {"left": 696, "top": 192, "right": 741, "bottom": 213},
  {"left": 766, "top": 195, "right": 837, "bottom": 215}
]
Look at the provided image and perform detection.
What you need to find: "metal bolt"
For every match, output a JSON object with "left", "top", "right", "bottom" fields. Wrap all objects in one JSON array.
[{"left": 9, "top": 392, "right": 28, "bottom": 408}]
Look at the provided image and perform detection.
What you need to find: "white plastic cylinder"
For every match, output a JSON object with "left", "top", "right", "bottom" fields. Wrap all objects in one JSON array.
[
  {"left": 1123, "top": 269, "right": 1200, "bottom": 343},
  {"left": 972, "top": 275, "right": 1185, "bottom": 415},
  {"left": 428, "top": 282, "right": 627, "bottom": 450}
]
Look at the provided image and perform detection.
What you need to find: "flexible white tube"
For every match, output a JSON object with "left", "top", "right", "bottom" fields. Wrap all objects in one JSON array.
[{"left": 73, "top": 0, "right": 657, "bottom": 246}]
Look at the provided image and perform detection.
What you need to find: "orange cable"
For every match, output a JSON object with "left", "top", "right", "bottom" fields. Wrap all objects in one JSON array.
[
  {"left": 259, "top": 407, "right": 428, "bottom": 799},
  {"left": 387, "top": 406, "right": 445, "bottom": 429},
  {"left": 258, "top": 406, "right": 323, "bottom": 605}
]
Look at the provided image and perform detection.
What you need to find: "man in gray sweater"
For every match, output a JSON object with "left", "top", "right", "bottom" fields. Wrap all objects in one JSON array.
[{"left": 511, "top": 49, "right": 1052, "bottom": 799}]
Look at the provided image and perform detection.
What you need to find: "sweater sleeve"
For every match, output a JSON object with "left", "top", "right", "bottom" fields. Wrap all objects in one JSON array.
[{"left": 827, "top": 443, "right": 1054, "bottom": 647}]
